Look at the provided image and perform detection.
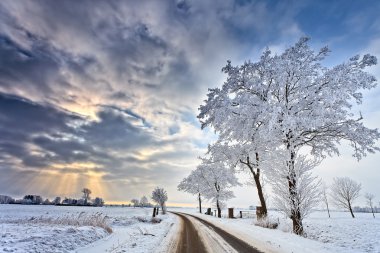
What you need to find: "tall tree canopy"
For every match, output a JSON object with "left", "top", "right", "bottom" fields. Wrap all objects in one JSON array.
[{"left": 198, "top": 37, "right": 379, "bottom": 235}]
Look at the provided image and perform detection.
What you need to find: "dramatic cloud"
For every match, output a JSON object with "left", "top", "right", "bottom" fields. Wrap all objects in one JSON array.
[{"left": 0, "top": 0, "right": 379, "bottom": 205}]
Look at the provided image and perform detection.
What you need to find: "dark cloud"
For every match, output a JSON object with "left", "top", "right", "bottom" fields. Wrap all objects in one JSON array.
[
  {"left": 109, "top": 91, "right": 130, "bottom": 100},
  {"left": 0, "top": 92, "right": 157, "bottom": 173},
  {"left": 0, "top": 30, "right": 101, "bottom": 101},
  {"left": 0, "top": 92, "right": 82, "bottom": 167},
  {"left": 0, "top": 92, "right": 81, "bottom": 136},
  {"left": 82, "top": 108, "right": 155, "bottom": 150},
  {"left": 0, "top": 34, "right": 61, "bottom": 93}
]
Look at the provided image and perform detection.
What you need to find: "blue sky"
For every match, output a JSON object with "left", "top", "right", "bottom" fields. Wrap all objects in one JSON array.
[{"left": 0, "top": 0, "right": 379, "bottom": 207}]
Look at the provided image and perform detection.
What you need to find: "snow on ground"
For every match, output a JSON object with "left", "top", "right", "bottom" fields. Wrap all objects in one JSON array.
[
  {"left": 77, "top": 208, "right": 176, "bottom": 253},
  {"left": 303, "top": 212, "right": 380, "bottom": 253},
  {"left": 0, "top": 205, "right": 175, "bottom": 253},
  {"left": 170, "top": 207, "right": 380, "bottom": 253}
]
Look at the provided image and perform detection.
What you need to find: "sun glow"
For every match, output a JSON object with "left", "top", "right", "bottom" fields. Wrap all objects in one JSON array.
[
  {"left": 51, "top": 162, "right": 99, "bottom": 170},
  {"left": 17, "top": 162, "right": 112, "bottom": 200}
]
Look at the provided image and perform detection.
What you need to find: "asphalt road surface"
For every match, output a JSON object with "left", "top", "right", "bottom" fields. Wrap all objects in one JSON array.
[{"left": 170, "top": 212, "right": 263, "bottom": 253}]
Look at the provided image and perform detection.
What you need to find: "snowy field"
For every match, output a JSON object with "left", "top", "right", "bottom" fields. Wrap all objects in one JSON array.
[
  {"left": 170, "top": 207, "right": 380, "bottom": 253},
  {"left": 1, "top": 205, "right": 378, "bottom": 253},
  {"left": 0, "top": 205, "right": 175, "bottom": 253}
]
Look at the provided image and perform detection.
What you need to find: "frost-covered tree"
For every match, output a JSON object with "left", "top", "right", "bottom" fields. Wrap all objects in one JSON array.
[
  {"left": 198, "top": 37, "right": 379, "bottom": 234},
  {"left": 322, "top": 182, "right": 331, "bottom": 218},
  {"left": 197, "top": 157, "right": 240, "bottom": 218},
  {"left": 178, "top": 169, "right": 206, "bottom": 213},
  {"left": 268, "top": 153, "right": 321, "bottom": 234},
  {"left": 82, "top": 188, "right": 91, "bottom": 205},
  {"left": 140, "top": 196, "right": 149, "bottom": 207},
  {"left": 209, "top": 141, "right": 270, "bottom": 217},
  {"left": 331, "top": 177, "right": 361, "bottom": 218},
  {"left": 152, "top": 187, "right": 168, "bottom": 214},
  {"left": 131, "top": 198, "right": 139, "bottom": 207},
  {"left": 364, "top": 192, "right": 375, "bottom": 218}
]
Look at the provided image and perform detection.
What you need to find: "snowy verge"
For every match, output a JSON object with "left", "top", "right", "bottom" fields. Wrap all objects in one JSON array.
[
  {"left": 154, "top": 214, "right": 180, "bottom": 253},
  {"left": 76, "top": 212, "right": 176, "bottom": 253}
]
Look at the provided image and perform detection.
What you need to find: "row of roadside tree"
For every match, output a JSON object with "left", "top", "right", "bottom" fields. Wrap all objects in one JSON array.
[{"left": 179, "top": 37, "right": 379, "bottom": 235}]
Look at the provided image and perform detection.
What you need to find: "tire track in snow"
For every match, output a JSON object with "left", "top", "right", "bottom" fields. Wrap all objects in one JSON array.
[{"left": 170, "top": 212, "right": 263, "bottom": 253}]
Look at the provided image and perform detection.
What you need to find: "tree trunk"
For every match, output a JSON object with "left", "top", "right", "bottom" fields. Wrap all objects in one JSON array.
[
  {"left": 253, "top": 174, "right": 267, "bottom": 218},
  {"left": 198, "top": 193, "right": 202, "bottom": 214},
  {"left": 327, "top": 205, "right": 331, "bottom": 218},
  {"left": 216, "top": 199, "right": 221, "bottom": 218},
  {"left": 371, "top": 207, "right": 375, "bottom": 218},
  {"left": 240, "top": 154, "right": 268, "bottom": 218},
  {"left": 325, "top": 201, "right": 331, "bottom": 218},
  {"left": 348, "top": 203, "right": 355, "bottom": 218},
  {"left": 292, "top": 210, "right": 303, "bottom": 235},
  {"left": 287, "top": 148, "right": 304, "bottom": 235},
  {"left": 161, "top": 203, "right": 166, "bottom": 214}
]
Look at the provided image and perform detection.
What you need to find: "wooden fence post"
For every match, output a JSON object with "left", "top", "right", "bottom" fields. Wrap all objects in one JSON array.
[
  {"left": 228, "top": 208, "right": 234, "bottom": 218},
  {"left": 256, "top": 206, "right": 263, "bottom": 220}
]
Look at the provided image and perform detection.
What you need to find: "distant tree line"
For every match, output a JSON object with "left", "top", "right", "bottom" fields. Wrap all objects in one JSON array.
[
  {"left": 130, "top": 195, "right": 154, "bottom": 208},
  {"left": 0, "top": 188, "right": 105, "bottom": 207}
]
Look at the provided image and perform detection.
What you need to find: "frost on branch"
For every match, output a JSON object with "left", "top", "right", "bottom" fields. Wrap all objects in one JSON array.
[
  {"left": 208, "top": 141, "right": 274, "bottom": 217},
  {"left": 151, "top": 187, "right": 168, "bottom": 214},
  {"left": 178, "top": 169, "right": 206, "bottom": 213},
  {"left": 196, "top": 156, "right": 240, "bottom": 218},
  {"left": 198, "top": 37, "right": 379, "bottom": 160},
  {"left": 268, "top": 152, "right": 322, "bottom": 235}
]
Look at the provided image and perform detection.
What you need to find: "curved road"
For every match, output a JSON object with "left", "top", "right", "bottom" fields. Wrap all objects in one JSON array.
[{"left": 169, "top": 212, "right": 263, "bottom": 253}]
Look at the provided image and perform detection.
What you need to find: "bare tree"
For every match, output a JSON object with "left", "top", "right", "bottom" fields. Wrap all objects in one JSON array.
[
  {"left": 152, "top": 187, "right": 168, "bottom": 214},
  {"left": 365, "top": 193, "right": 375, "bottom": 218},
  {"left": 82, "top": 188, "right": 91, "bottom": 205},
  {"left": 322, "top": 183, "right": 331, "bottom": 218},
  {"left": 331, "top": 177, "right": 361, "bottom": 218}
]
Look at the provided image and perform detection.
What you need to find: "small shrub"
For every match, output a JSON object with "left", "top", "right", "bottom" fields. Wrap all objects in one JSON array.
[
  {"left": 136, "top": 216, "right": 148, "bottom": 223},
  {"left": 254, "top": 216, "right": 279, "bottom": 229},
  {"left": 136, "top": 216, "right": 162, "bottom": 224},
  {"left": 151, "top": 217, "right": 162, "bottom": 223}
]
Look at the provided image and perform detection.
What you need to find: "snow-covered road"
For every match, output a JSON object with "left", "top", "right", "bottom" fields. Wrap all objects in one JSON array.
[{"left": 169, "top": 212, "right": 263, "bottom": 253}]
